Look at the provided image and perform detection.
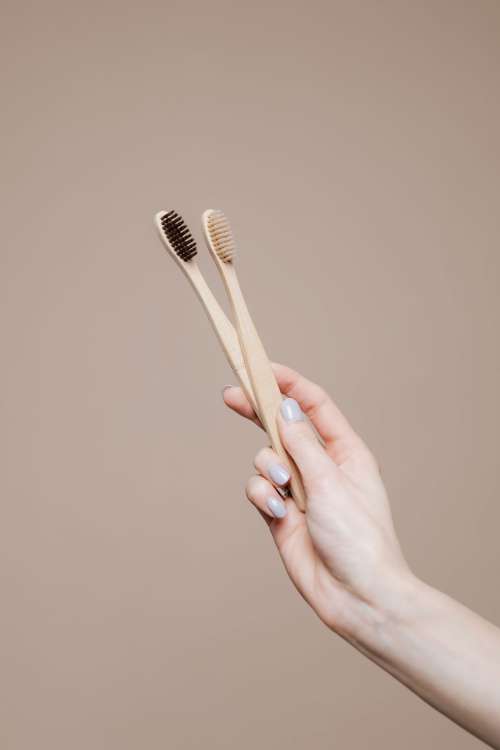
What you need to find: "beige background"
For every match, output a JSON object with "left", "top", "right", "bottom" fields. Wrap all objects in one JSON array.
[{"left": 1, "top": 1, "right": 500, "bottom": 748}]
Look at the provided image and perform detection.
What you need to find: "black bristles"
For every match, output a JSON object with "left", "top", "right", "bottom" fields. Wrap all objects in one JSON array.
[{"left": 160, "top": 210, "right": 197, "bottom": 262}]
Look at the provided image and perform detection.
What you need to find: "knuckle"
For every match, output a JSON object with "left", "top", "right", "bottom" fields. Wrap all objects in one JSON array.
[
  {"left": 283, "top": 420, "right": 308, "bottom": 441},
  {"left": 253, "top": 447, "right": 270, "bottom": 471},
  {"left": 312, "top": 384, "right": 328, "bottom": 405},
  {"left": 285, "top": 423, "right": 316, "bottom": 451},
  {"left": 253, "top": 446, "right": 278, "bottom": 473},
  {"left": 245, "top": 475, "right": 258, "bottom": 500},
  {"left": 306, "top": 466, "right": 335, "bottom": 495},
  {"left": 245, "top": 474, "right": 267, "bottom": 503},
  {"left": 304, "top": 384, "right": 329, "bottom": 417}
]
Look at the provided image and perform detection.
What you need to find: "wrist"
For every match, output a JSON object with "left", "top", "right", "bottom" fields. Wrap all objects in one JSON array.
[
  {"left": 346, "top": 570, "right": 500, "bottom": 748},
  {"left": 347, "top": 568, "right": 431, "bottom": 659}
]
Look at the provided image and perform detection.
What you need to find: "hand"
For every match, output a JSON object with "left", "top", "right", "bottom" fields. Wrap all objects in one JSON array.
[
  {"left": 223, "top": 364, "right": 500, "bottom": 748},
  {"left": 223, "top": 363, "right": 415, "bottom": 640}
]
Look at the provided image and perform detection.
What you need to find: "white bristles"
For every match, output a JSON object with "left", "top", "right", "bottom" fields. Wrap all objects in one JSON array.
[{"left": 206, "top": 210, "right": 236, "bottom": 262}]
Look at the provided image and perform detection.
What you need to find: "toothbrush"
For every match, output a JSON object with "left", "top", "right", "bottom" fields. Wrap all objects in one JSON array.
[
  {"left": 155, "top": 209, "right": 260, "bottom": 417},
  {"left": 202, "top": 209, "right": 307, "bottom": 511}
]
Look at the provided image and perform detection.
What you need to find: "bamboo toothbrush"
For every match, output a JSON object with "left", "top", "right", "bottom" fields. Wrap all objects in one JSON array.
[
  {"left": 154, "top": 209, "right": 259, "bottom": 417},
  {"left": 202, "top": 209, "right": 307, "bottom": 511}
]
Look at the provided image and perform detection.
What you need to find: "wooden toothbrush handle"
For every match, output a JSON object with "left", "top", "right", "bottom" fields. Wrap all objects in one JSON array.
[
  {"left": 186, "top": 264, "right": 259, "bottom": 417},
  {"left": 224, "top": 267, "right": 307, "bottom": 511}
]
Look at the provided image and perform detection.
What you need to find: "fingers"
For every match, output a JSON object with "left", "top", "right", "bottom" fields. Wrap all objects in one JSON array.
[
  {"left": 278, "top": 398, "right": 336, "bottom": 489},
  {"left": 224, "top": 378, "right": 341, "bottom": 495},
  {"left": 245, "top": 471, "right": 319, "bottom": 603},
  {"left": 222, "top": 385, "right": 262, "bottom": 429},
  {"left": 222, "top": 364, "right": 363, "bottom": 463},
  {"left": 246, "top": 475, "right": 288, "bottom": 520},
  {"left": 253, "top": 446, "right": 291, "bottom": 488},
  {"left": 246, "top": 446, "right": 292, "bottom": 519},
  {"left": 245, "top": 447, "right": 321, "bottom": 603},
  {"left": 245, "top": 466, "right": 312, "bottom": 580},
  {"left": 271, "top": 363, "right": 361, "bottom": 458}
]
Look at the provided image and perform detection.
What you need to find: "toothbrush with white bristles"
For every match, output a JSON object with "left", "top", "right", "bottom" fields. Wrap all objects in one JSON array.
[{"left": 202, "top": 209, "right": 307, "bottom": 511}]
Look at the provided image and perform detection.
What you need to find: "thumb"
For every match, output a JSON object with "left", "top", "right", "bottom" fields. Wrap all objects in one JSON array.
[{"left": 278, "top": 398, "right": 334, "bottom": 488}]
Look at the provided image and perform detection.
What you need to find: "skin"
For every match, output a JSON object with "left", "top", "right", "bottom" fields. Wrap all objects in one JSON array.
[{"left": 223, "top": 363, "right": 500, "bottom": 749}]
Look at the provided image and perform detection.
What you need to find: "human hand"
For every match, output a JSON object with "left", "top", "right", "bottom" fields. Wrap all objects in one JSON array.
[
  {"left": 222, "top": 364, "right": 416, "bottom": 640},
  {"left": 224, "top": 364, "right": 500, "bottom": 748}
]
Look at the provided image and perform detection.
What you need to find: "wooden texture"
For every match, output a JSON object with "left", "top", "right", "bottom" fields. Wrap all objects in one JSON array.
[
  {"left": 154, "top": 213, "right": 259, "bottom": 417},
  {"left": 202, "top": 211, "right": 307, "bottom": 511}
]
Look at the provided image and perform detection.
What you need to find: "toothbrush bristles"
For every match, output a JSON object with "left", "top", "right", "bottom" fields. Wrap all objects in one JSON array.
[
  {"left": 206, "top": 210, "right": 236, "bottom": 262},
  {"left": 159, "top": 210, "right": 197, "bottom": 262}
]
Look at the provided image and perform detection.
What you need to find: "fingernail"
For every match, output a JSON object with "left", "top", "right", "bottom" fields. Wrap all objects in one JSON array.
[
  {"left": 269, "top": 463, "right": 290, "bottom": 486},
  {"left": 221, "top": 385, "right": 233, "bottom": 397},
  {"left": 280, "top": 398, "right": 304, "bottom": 423},
  {"left": 266, "top": 497, "right": 287, "bottom": 519}
]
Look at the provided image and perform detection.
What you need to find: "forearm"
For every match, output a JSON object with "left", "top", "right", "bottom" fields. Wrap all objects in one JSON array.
[
  {"left": 224, "top": 371, "right": 500, "bottom": 743},
  {"left": 356, "top": 576, "right": 500, "bottom": 748}
]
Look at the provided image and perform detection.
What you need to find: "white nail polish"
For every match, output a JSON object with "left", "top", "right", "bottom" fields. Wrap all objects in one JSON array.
[
  {"left": 266, "top": 497, "right": 287, "bottom": 519},
  {"left": 280, "top": 398, "right": 304, "bottom": 423},
  {"left": 269, "top": 464, "right": 290, "bottom": 486}
]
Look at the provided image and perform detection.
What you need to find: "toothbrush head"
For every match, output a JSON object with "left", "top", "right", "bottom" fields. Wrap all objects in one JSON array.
[
  {"left": 155, "top": 209, "right": 197, "bottom": 262},
  {"left": 203, "top": 209, "right": 236, "bottom": 263}
]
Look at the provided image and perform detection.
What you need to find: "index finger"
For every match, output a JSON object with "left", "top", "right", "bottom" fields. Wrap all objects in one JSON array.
[
  {"left": 222, "top": 363, "right": 360, "bottom": 456},
  {"left": 271, "top": 363, "right": 360, "bottom": 455}
]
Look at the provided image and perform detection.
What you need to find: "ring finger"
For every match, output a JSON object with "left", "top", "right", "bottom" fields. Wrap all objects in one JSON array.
[
  {"left": 246, "top": 475, "right": 288, "bottom": 520},
  {"left": 253, "top": 446, "right": 291, "bottom": 490}
]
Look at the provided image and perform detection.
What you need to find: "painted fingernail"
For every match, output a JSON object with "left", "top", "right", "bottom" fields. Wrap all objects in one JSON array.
[
  {"left": 266, "top": 497, "right": 287, "bottom": 519},
  {"left": 269, "top": 463, "right": 290, "bottom": 486},
  {"left": 280, "top": 398, "right": 304, "bottom": 423}
]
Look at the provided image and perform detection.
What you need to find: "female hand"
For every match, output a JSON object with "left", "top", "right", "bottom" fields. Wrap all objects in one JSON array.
[
  {"left": 222, "top": 363, "right": 415, "bottom": 641},
  {"left": 223, "top": 363, "right": 500, "bottom": 749}
]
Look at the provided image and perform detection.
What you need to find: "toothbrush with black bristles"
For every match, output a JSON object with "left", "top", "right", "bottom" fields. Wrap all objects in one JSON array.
[{"left": 154, "top": 209, "right": 259, "bottom": 418}]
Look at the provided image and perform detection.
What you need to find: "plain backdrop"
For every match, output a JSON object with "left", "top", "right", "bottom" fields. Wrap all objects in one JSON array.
[{"left": 1, "top": 1, "right": 500, "bottom": 748}]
